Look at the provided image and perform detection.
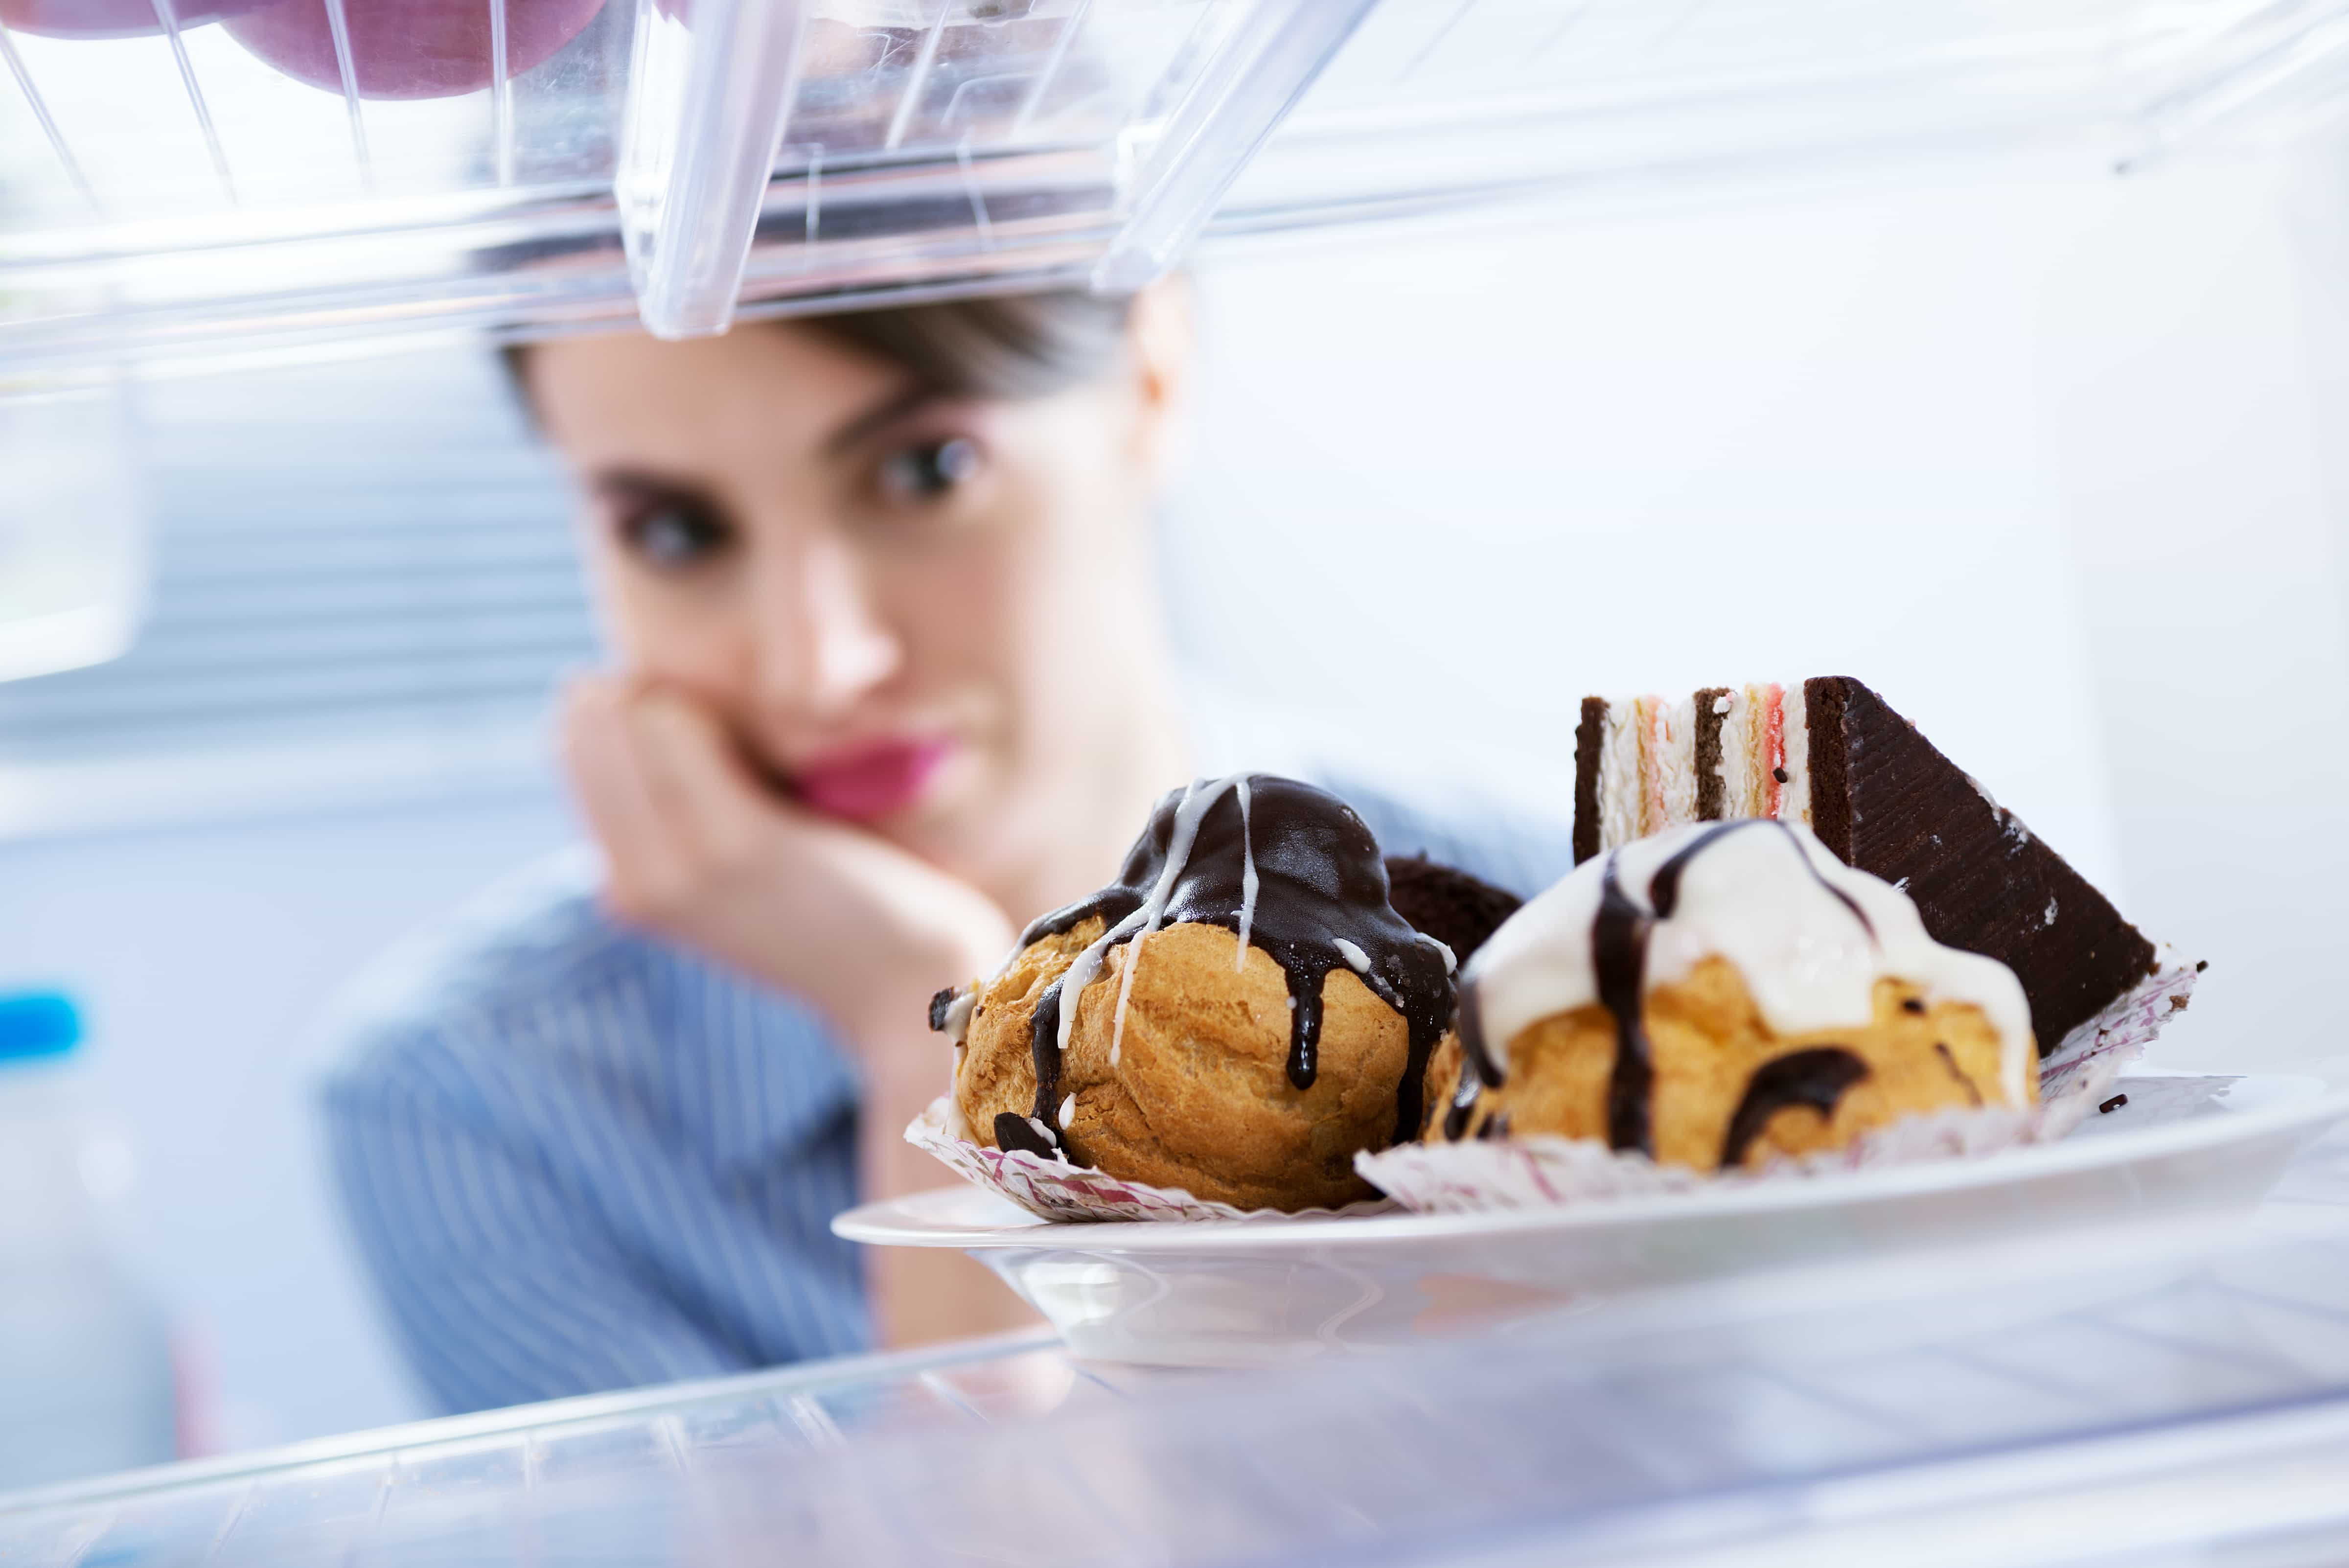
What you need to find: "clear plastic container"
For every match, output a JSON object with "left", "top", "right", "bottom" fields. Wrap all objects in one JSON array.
[
  {"left": 0, "top": 992, "right": 178, "bottom": 1493},
  {"left": 6, "top": 0, "right": 2349, "bottom": 382},
  {"left": 0, "top": 387, "right": 149, "bottom": 683},
  {"left": 1223, "top": 0, "right": 2349, "bottom": 236},
  {"left": 0, "top": 0, "right": 1373, "bottom": 376}
]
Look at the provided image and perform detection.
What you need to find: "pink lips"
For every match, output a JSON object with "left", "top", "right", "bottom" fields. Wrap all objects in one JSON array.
[{"left": 792, "top": 738, "right": 956, "bottom": 823}]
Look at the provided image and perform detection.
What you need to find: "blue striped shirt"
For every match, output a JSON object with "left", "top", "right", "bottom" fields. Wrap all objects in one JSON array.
[{"left": 321, "top": 780, "right": 1571, "bottom": 1415}]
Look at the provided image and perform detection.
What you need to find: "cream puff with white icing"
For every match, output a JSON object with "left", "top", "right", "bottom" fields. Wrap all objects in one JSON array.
[{"left": 1427, "top": 819, "right": 2035, "bottom": 1172}]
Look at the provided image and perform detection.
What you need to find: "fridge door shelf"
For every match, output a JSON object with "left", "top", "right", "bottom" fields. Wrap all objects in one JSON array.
[{"left": 4, "top": 0, "right": 2349, "bottom": 385}]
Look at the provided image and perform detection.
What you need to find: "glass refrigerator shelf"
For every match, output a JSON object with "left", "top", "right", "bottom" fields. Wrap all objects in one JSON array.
[{"left": 6, "top": 1129, "right": 2349, "bottom": 1564}]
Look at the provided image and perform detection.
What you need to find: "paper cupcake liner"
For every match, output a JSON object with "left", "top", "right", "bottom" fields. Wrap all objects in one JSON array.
[
  {"left": 905, "top": 1097, "right": 1396, "bottom": 1224},
  {"left": 909, "top": 958, "right": 2200, "bottom": 1222},
  {"left": 1354, "top": 956, "right": 2202, "bottom": 1214}
]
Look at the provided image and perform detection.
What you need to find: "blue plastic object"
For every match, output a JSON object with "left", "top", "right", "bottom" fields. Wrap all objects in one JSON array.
[{"left": 0, "top": 991, "right": 81, "bottom": 1063}]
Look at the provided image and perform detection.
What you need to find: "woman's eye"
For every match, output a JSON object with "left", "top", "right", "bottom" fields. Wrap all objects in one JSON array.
[
  {"left": 876, "top": 437, "right": 982, "bottom": 505},
  {"left": 621, "top": 502, "right": 731, "bottom": 569}
]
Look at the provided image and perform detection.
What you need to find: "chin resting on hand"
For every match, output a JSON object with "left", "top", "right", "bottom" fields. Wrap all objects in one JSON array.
[{"left": 559, "top": 674, "right": 1012, "bottom": 1047}]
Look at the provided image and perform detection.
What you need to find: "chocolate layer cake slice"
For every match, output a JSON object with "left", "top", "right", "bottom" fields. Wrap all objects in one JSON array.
[{"left": 1574, "top": 677, "right": 2159, "bottom": 1055}]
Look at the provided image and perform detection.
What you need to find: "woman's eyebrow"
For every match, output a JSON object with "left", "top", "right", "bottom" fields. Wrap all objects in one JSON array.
[
  {"left": 591, "top": 467, "right": 703, "bottom": 501},
  {"left": 823, "top": 383, "right": 938, "bottom": 457}
]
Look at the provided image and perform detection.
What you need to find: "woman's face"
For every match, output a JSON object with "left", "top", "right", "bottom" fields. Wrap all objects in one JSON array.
[{"left": 525, "top": 300, "right": 1185, "bottom": 888}]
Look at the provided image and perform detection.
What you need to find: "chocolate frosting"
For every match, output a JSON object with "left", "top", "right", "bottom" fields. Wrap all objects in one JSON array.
[
  {"left": 1001, "top": 775, "right": 1456, "bottom": 1159},
  {"left": 1382, "top": 854, "right": 1522, "bottom": 968},
  {"left": 1802, "top": 675, "right": 2155, "bottom": 1054}
]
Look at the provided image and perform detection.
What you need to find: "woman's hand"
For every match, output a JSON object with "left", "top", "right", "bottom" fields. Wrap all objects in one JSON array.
[
  {"left": 559, "top": 675, "right": 1013, "bottom": 1044},
  {"left": 561, "top": 675, "right": 1037, "bottom": 1351}
]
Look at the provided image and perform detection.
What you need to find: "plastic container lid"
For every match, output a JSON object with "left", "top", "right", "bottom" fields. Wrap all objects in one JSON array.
[{"left": 0, "top": 992, "right": 82, "bottom": 1064}]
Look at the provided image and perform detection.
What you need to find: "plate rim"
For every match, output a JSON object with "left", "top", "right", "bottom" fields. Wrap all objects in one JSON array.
[{"left": 832, "top": 1071, "right": 2349, "bottom": 1251}]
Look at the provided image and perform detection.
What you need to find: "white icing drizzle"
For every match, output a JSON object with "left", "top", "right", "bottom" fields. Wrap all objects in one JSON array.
[
  {"left": 1465, "top": 820, "right": 2034, "bottom": 1105},
  {"left": 1106, "top": 935, "right": 1136, "bottom": 1068},
  {"left": 939, "top": 986, "right": 977, "bottom": 1045},
  {"left": 1234, "top": 776, "right": 1258, "bottom": 972},
  {"left": 1064, "top": 773, "right": 1250, "bottom": 1070},
  {"left": 1334, "top": 937, "right": 1371, "bottom": 974}
]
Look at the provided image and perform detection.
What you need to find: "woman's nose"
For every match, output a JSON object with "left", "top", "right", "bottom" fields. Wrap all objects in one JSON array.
[{"left": 747, "top": 534, "right": 903, "bottom": 718}]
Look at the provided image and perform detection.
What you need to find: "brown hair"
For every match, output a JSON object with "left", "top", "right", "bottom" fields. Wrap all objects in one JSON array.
[{"left": 502, "top": 290, "right": 1136, "bottom": 415}]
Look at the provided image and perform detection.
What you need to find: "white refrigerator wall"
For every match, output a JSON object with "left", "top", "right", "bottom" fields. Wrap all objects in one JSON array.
[
  {"left": 1174, "top": 141, "right": 2349, "bottom": 1074},
  {"left": 0, "top": 143, "right": 2343, "bottom": 1449}
]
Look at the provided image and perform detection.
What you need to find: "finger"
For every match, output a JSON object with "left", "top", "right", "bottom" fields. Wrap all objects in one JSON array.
[
  {"left": 626, "top": 692, "right": 786, "bottom": 866},
  {"left": 560, "top": 678, "right": 688, "bottom": 899}
]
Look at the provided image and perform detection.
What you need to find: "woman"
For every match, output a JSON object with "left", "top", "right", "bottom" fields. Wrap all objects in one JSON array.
[{"left": 323, "top": 284, "right": 1566, "bottom": 1415}]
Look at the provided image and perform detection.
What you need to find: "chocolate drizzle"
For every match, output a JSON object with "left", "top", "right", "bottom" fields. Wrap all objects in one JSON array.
[
  {"left": 1650, "top": 819, "right": 1875, "bottom": 937},
  {"left": 1592, "top": 855, "right": 1657, "bottom": 1155},
  {"left": 1453, "top": 818, "right": 1882, "bottom": 1157},
  {"left": 1016, "top": 776, "right": 1455, "bottom": 1151},
  {"left": 1446, "top": 979, "right": 1497, "bottom": 1140},
  {"left": 1932, "top": 1041, "right": 1981, "bottom": 1106},
  {"left": 994, "top": 1111, "right": 1058, "bottom": 1158},
  {"left": 1720, "top": 1048, "right": 1870, "bottom": 1167}
]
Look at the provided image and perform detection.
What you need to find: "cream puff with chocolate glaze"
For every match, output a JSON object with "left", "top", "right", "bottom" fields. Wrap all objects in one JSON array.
[{"left": 942, "top": 774, "right": 1459, "bottom": 1212}]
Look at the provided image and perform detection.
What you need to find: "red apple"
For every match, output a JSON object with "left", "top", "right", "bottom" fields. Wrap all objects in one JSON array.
[
  {"left": 0, "top": 0, "right": 271, "bottom": 38},
  {"left": 222, "top": 0, "right": 606, "bottom": 100}
]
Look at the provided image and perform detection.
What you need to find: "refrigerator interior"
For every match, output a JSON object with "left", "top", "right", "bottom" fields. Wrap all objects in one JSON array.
[
  {"left": 5, "top": 0, "right": 2349, "bottom": 1547},
  {"left": 0, "top": 145, "right": 2346, "bottom": 1454}
]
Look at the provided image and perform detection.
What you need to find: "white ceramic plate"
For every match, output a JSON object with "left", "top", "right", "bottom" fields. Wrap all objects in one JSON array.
[{"left": 835, "top": 1072, "right": 2349, "bottom": 1366}]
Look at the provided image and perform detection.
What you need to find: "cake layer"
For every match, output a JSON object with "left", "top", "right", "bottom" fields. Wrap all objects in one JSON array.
[
  {"left": 1801, "top": 676, "right": 2156, "bottom": 1055},
  {"left": 1577, "top": 682, "right": 1809, "bottom": 857},
  {"left": 1570, "top": 676, "right": 2159, "bottom": 1055}
]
